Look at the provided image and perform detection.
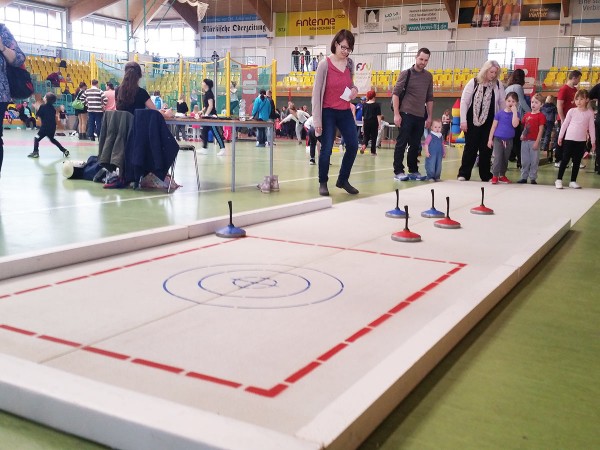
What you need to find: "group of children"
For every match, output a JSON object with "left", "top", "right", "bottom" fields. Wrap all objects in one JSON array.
[{"left": 488, "top": 89, "right": 595, "bottom": 188}]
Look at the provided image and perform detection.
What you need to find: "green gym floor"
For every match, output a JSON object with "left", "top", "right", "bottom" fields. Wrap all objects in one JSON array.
[{"left": 0, "top": 128, "right": 598, "bottom": 449}]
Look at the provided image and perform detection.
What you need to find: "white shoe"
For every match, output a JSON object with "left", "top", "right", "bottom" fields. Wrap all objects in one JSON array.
[
  {"left": 457, "top": 176, "right": 466, "bottom": 181},
  {"left": 579, "top": 163, "right": 586, "bottom": 169},
  {"left": 306, "top": 146, "right": 310, "bottom": 154},
  {"left": 217, "top": 149, "right": 225, "bottom": 156},
  {"left": 554, "top": 162, "right": 560, "bottom": 168},
  {"left": 569, "top": 181, "right": 581, "bottom": 189},
  {"left": 555, "top": 179, "right": 563, "bottom": 189},
  {"left": 197, "top": 148, "right": 208, "bottom": 155}
]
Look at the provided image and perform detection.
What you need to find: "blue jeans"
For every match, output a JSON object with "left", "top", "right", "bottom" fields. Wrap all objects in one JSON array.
[
  {"left": 319, "top": 108, "right": 358, "bottom": 183},
  {"left": 87, "top": 111, "right": 103, "bottom": 139},
  {"left": 393, "top": 112, "right": 425, "bottom": 175}
]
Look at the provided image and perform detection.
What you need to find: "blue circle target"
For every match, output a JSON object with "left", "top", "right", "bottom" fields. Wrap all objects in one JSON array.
[{"left": 163, "top": 263, "right": 344, "bottom": 309}]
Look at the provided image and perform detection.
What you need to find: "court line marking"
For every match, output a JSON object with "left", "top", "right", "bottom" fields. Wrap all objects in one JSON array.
[{"left": 0, "top": 236, "right": 466, "bottom": 397}]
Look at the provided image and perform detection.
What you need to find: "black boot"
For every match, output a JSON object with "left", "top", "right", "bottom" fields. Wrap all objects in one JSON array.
[
  {"left": 319, "top": 182, "right": 329, "bottom": 196},
  {"left": 336, "top": 179, "right": 359, "bottom": 195}
]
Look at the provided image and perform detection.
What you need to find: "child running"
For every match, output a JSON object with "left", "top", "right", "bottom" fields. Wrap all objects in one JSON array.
[
  {"left": 424, "top": 119, "right": 446, "bottom": 182},
  {"left": 487, "top": 92, "right": 520, "bottom": 184},
  {"left": 555, "top": 89, "right": 596, "bottom": 189},
  {"left": 518, "top": 93, "right": 546, "bottom": 184},
  {"left": 28, "top": 93, "right": 69, "bottom": 159}
]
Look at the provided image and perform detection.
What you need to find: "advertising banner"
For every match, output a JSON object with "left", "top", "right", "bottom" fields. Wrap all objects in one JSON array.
[
  {"left": 361, "top": 5, "right": 449, "bottom": 33},
  {"left": 201, "top": 15, "right": 268, "bottom": 39},
  {"left": 275, "top": 10, "right": 350, "bottom": 37},
  {"left": 571, "top": 0, "right": 600, "bottom": 24},
  {"left": 514, "top": 57, "right": 539, "bottom": 94},
  {"left": 458, "top": 0, "right": 560, "bottom": 29},
  {"left": 240, "top": 65, "right": 258, "bottom": 118},
  {"left": 353, "top": 55, "right": 374, "bottom": 94}
]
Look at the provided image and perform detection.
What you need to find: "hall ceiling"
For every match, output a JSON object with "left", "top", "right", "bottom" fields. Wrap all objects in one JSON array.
[{"left": 5, "top": 0, "right": 466, "bottom": 33}]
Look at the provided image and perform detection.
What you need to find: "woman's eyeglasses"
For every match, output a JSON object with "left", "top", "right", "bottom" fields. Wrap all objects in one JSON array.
[{"left": 338, "top": 44, "right": 352, "bottom": 53}]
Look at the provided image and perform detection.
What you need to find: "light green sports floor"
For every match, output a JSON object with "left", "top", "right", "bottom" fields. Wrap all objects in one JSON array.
[{"left": 1, "top": 128, "right": 598, "bottom": 449}]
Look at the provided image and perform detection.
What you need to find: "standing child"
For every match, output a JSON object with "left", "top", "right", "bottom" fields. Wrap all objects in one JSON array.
[
  {"left": 58, "top": 105, "right": 67, "bottom": 130},
  {"left": 555, "top": 89, "right": 596, "bottom": 189},
  {"left": 518, "top": 93, "right": 546, "bottom": 184},
  {"left": 424, "top": 119, "right": 446, "bottom": 182},
  {"left": 441, "top": 108, "right": 452, "bottom": 144},
  {"left": 191, "top": 105, "right": 201, "bottom": 141},
  {"left": 28, "top": 93, "right": 69, "bottom": 159},
  {"left": 488, "top": 92, "right": 520, "bottom": 184},
  {"left": 540, "top": 95, "right": 557, "bottom": 156}
]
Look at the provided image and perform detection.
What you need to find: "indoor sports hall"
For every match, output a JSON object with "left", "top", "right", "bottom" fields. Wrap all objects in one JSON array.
[{"left": 0, "top": 0, "right": 599, "bottom": 449}]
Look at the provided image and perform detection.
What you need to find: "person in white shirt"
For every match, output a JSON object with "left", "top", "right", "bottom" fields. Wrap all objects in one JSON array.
[
  {"left": 376, "top": 115, "right": 390, "bottom": 148},
  {"left": 280, "top": 106, "right": 310, "bottom": 144}
]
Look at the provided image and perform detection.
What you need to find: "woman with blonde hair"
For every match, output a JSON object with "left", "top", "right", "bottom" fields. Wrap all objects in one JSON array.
[{"left": 457, "top": 60, "right": 506, "bottom": 182}]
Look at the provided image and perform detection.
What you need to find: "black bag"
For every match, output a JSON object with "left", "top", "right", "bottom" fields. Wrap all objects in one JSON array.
[{"left": 4, "top": 57, "right": 34, "bottom": 99}]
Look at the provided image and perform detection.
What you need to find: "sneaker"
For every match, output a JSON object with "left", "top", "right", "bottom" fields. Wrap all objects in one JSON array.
[
  {"left": 531, "top": 180, "right": 537, "bottom": 185},
  {"left": 217, "top": 149, "right": 226, "bottom": 156},
  {"left": 554, "top": 162, "right": 560, "bottom": 168},
  {"left": 104, "top": 178, "right": 126, "bottom": 189},
  {"left": 197, "top": 148, "right": 208, "bottom": 155},
  {"left": 579, "top": 163, "right": 586, "bottom": 169},
  {"left": 63, "top": 150, "right": 69, "bottom": 158},
  {"left": 394, "top": 172, "right": 408, "bottom": 181},
  {"left": 555, "top": 179, "right": 563, "bottom": 189},
  {"left": 491, "top": 176, "right": 499, "bottom": 184},
  {"left": 407, "top": 172, "right": 427, "bottom": 181},
  {"left": 255, "top": 141, "right": 260, "bottom": 147},
  {"left": 569, "top": 181, "right": 581, "bottom": 189},
  {"left": 517, "top": 179, "right": 527, "bottom": 184},
  {"left": 27, "top": 151, "right": 39, "bottom": 158},
  {"left": 457, "top": 176, "right": 466, "bottom": 181},
  {"left": 269, "top": 175, "right": 280, "bottom": 192},
  {"left": 309, "top": 158, "right": 316, "bottom": 165},
  {"left": 498, "top": 176, "right": 511, "bottom": 184}
]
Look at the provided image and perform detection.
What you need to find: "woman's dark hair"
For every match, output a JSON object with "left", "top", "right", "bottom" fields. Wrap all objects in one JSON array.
[
  {"left": 117, "top": 61, "right": 143, "bottom": 109},
  {"left": 330, "top": 29, "right": 354, "bottom": 54},
  {"left": 203, "top": 78, "right": 214, "bottom": 89},
  {"left": 507, "top": 68, "right": 525, "bottom": 86},
  {"left": 106, "top": 82, "right": 114, "bottom": 89}
]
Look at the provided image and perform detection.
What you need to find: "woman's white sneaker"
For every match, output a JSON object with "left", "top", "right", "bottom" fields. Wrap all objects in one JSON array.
[
  {"left": 555, "top": 179, "right": 563, "bottom": 189},
  {"left": 569, "top": 181, "right": 581, "bottom": 189}
]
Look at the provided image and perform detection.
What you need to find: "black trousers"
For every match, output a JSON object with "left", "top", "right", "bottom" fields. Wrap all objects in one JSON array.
[
  {"left": 34, "top": 129, "right": 67, "bottom": 154},
  {"left": 557, "top": 140, "right": 586, "bottom": 182},
  {"left": 457, "top": 121, "right": 493, "bottom": 182},
  {"left": 393, "top": 112, "right": 425, "bottom": 174},
  {"left": 362, "top": 120, "right": 378, "bottom": 154}
]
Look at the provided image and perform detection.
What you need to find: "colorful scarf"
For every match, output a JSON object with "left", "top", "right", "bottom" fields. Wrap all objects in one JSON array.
[{"left": 472, "top": 81, "right": 494, "bottom": 127}]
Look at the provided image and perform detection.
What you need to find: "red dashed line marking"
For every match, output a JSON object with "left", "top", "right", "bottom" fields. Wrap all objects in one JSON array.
[
  {"left": 285, "top": 361, "right": 321, "bottom": 384},
  {"left": 317, "top": 343, "right": 347, "bottom": 362},
  {"left": 14, "top": 285, "right": 52, "bottom": 295},
  {"left": 185, "top": 371, "right": 242, "bottom": 388},
  {"left": 131, "top": 358, "right": 184, "bottom": 374},
  {"left": 39, "top": 335, "right": 81, "bottom": 347},
  {"left": 56, "top": 276, "right": 89, "bottom": 284},
  {"left": 91, "top": 267, "right": 122, "bottom": 276},
  {"left": 245, "top": 384, "right": 288, "bottom": 398},
  {"left": 83, "top": 346, "right": 130, "bottom": 360},
  {"left": 368, "top": 313, "right": 394, "bottom": 328},
  {"left": 0, "top": 237, "right": 467, "bottom": 398},
  {"left": 0, "top": 324, "right": 36, "bottom": 335}
]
